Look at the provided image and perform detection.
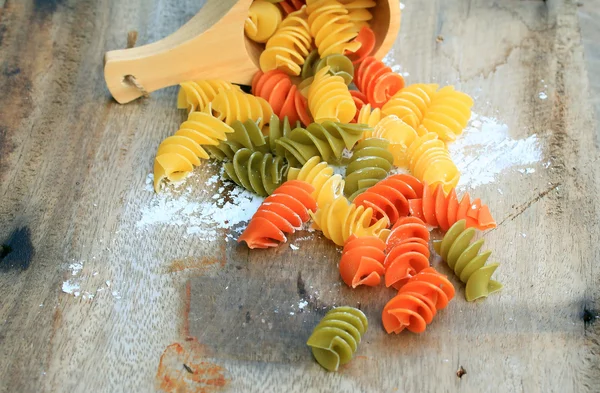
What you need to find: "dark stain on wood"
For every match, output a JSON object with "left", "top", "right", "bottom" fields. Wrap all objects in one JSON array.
[
  {"left": 582, "top": 309, "right": 597, "bottom": 326},
  {"left": 0, "top": 227, "right": 34, "bottom": 272},
  {"left": 2, "top": 66, "right": 20, "bottom": 77},
  {"left": 33, "top": 0, "right": 65, "bottom": 17},
  {"left": 456, "top": 365, "right": 467, "bottom": 378}
]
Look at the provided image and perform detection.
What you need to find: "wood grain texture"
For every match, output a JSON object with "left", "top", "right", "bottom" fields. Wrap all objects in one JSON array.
[{"left": 0, "top": 1, "right": 599, "bottom": 393}]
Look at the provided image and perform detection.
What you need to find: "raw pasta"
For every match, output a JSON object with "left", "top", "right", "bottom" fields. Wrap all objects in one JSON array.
[
  {"left": 346, "top": 26, "right": 376, "bottom": 64},
  {"left": 208, "top": 88, "right": 274, "bottom": 129},
  {"left": 177, "top": 80, "right": 241, "bottom": 113},
  {"left": 311, "top": 195, "right": 390, "bottom": 246},
  {"left": 372, "top": 115, "right": 418, "bottom": 167},
  {"left": 306, "top": 306, "right": 368, "bottom": 372},
  {"left": 301, "top": 50, "right": 321, "bottom": 80},
  {"left": 205, "top": 119, "right": 270, "bottom": 161},
  {"left": 287, "top": 156, "right": 344, "bottom": 207},
  {"left": 153, "top": 112, "right": 234, "bottom": 192},
  {"left": 224, "top": 148, "right": 288, "bottom": 196},
  {"left": 355, "top": 56, "right": 405, "bottom": 109},
  {"left": 337, "top": 0, "right": 375, "bottom": 31},
  {"left": 238, "top": 180, "right": 317, "bottom": 248},
  {"left": 350, "top": 90, "right": 368, "bottom": 123},
  {"left": 353, "top": 174, "right": 424, "bottom": 226},
  {"left": 382, "top": 267, "right": 455, "bottom": 334},
  {"left": 384, "top": 217, "right": 430, "bottom": 289},
  {"left": 245, "top": 0, "right": 283, "bottom": 43},
  {"left": 260, "top": 7, "right": 312, "bottom": 76},
  {"left": 308, "top": 66, "right": 357, "bottom": 123},
  {"left": 275, "top": 120, "right": 366, "bottom": 166},
  {"left": 409, "top": 183, "right": 497, "bottom": 232},
  {"left": 344, "top": 138, "right": 394, "bottom": 200},
  {"left": 339, "top": 235, "right": 385, "bottom": 288},
  {"left": 433, "top": 220, "right": 502, "bottom": 301},
  {"left": 303, "top": 53, "right": 355, "bottom": 85},
  {"left": 418, "top": 86, "right": 473, "bottom": 142},
  {"left": 406, "top": 133, "right": 460, "bottom": 193},
  {"left": 305, "top": 0, "right": 361, "bottom": 57},
  {"left": 381, "top": 84, "right": 438, "bottom": 129},
  {"left": 356, "top": 103, "right": 382, "bottom": 128},
  {"left": 252, "top": 70, "right": 312, "bottom": 125},
  {"left": 277, "top": 0, "right": 306, "bottom": 15}
]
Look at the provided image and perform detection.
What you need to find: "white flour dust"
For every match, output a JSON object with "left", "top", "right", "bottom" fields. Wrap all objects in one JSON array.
[
  {"left": 449, "top": 113, "right": 542, "bottom": 189},
  {"left": 137, "top": 172, "right": 264, "bottom": 241}
]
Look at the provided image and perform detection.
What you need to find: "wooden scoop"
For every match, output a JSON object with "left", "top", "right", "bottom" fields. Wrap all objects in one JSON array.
[{"left": 104, "top": 0, "right": 402, "bottom": 104}]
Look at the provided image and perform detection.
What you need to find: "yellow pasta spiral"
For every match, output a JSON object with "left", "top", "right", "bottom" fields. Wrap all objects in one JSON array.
[
  {"left": 357, "top": 104, "right": 382, "bottom": 130},
  {"left": 311, "top": 196, "right": 390, "bottom": 246},
  {"left": 305, "top": 0, "right": 361, "bottom": 57},
  {"left": 308, "top": 66, "right": 356, "bottom": 123},
  {"left": 177, "top": 80, "right": 240, "bottom": 113},
  {"left": 207, "top": 89, "right": 274, "bottom": 129},
  {"left": 245, "top": 0, "right": 283, "bottom": 43},
  {"left": 287, "top": 156, "right": 345, "bottom": 207},
  {"left": 406, "top": 133, "right": 460, "bottom": 193},
  {"left": 381, "top": 84, "right": 437, "bottom": 129},
  {"left": 372, "top": 115, "right": 418, "bottom": 167},
  {"left": 153, "top": 112, "right": 234, "bottom": 192},
  {"left": 260, "top": 7, "right": 312, "bottom": 76},
  {"left": 337, "top": 0, "right": 376, "bottom": 31},
  {"left": 417, "top": 86, "right": 474, "bottom": 142}
]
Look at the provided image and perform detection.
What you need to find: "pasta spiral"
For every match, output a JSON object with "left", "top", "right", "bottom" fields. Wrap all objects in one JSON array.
[
  {"left": 419, "top": 86, "right": 473, "bottom": 142},
  {"left": 384, "top": 217, "right": 430, "bottom": 289},
  {"left": 346, "top": 26, "right": 376, "bottom": 64},
  {"left": 381, "top": 84, "right": 438, "bottom": 129},
  {"left": 208, "top": 89, "right": 274, "bottom": 129},
  {"left": 260, "top": 7, "right": 312, "bottom": 76},
  {"left": 177, "top": 80, "right": 240, "bottom": 113},
  {"left": 287, "top": 156, "right": 344, "bottom": 207},
  {"left": 372, "top": 115, "right": 418, "bottom": 167},
  {"left": 238, "top": 180, "right": 317, "bottom": 248},
  {"left": 245, "top": 0, "right": 283, "bottom": 43},
  {"left": 275, "top": 121, "right": 366, "bottom": 166},
  {"left": 308, "top": 66, "right": 357, "bottom": 124},
  {"left": 349, "top": 90, "right": 368, "bottom": 123},
  {"left": 301, "top": 53, "right": 355, "bottom": 85},
  {"left": 337, "top": 0, "right": 375, "bottom": 30},
  {"left": 339, "top": 235, "right": 385, "bottom": 288},
  {"left": 382, "top": 267, "right": 455, "bottom": 334},
  {"left": 224, "top": 148, "right": 288, "bottom": 196},
  {"left": 277, "top": 0, "right": 306, "bottom": 15},
  {"left": 433, "top": 220, "right": 502, "bottom": 301},
  {"left": 406, "top": 133, "right": 460, "bottom": 193},
  {"left": 355, "top": 57, "right": 405, "bottom": 109},
  {"left": 344, "top": 138, "right": 394, "bottom": 200},
  {"left": 353, "top": 174, "right": 424, "bottom": 227},
  {"left": 306, "top": 306, "right": 368, "bottom": 372},
  {"left": 409, "top": 183, "right": 497, "bottom": 232},
  {"left": 153, "top": 112, "right": 234, "bottom": 192},
  {"left": 252, "top": 70, "right": 311, "bottom": 125},
  {"left": 311, "top": 196, "right": 390, "bottom": 246},
  {"left": 356, "top": 103, "right": 382, "bottom": 128},
  {"left": 305, "top": 0, "right": 361, "bottom": 57}
]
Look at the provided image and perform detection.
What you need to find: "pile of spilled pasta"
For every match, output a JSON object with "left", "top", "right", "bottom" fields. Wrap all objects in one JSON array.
[{"left": 153, "top": 0, "right": 502, "bottom": 372}]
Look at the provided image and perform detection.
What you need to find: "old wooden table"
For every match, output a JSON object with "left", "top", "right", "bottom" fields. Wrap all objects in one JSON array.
[{"left": 1, "top": 1, "right": 599, "bottom": 392}]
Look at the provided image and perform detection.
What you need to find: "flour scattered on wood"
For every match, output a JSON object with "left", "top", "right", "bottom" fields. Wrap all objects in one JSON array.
[
  {"left": 62, "top": 280, "right": 81, "bottom": 297},
  {"left": 137, "top": 165, "right": 264, "bottom": 241},
  {"left": 449, "top": 113, "right": 542, "bottom": 189}
]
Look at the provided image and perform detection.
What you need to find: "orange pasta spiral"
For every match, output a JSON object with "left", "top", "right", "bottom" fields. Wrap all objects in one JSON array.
[
  {"left": 382, "top": 267, "right": 455, "bottom": 334},
  {"left": 238, "top": 180, "right": 318, "bottom": 249},
  {"left": 278, "top": 0, "right": 306, "bottom": 15},
  {"left": 260, "top": 7, "right": 312, "bottom": 76},
  {"left": 352, "top": 174, "right": 424, "bottom": 226},
  {"left": 355, "top": 57, "right": 405, "bottom": 109},
  {"left": 305, "top": 0, "right": 361, "bottom": 57},
  {"left": 252, "top": 70, "right": 312, "bottom": 125},
  {"left": 384, "top": 217, "right": 430, "bottom": 289},
  {"left": 409, "top": 183, "right": 497, "bottom": 232},
  {"left": 339, "top": 235, "right": 386, "bottom": 288}
]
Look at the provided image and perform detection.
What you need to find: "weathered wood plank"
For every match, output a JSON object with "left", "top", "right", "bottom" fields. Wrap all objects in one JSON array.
[{"left": 0, "top": 0, "right": 598, "bottom": 392}]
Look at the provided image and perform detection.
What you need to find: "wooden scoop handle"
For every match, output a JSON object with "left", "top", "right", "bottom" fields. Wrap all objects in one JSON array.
[{"left": 104, "top": 0, "right": 401, "bottom": 105}]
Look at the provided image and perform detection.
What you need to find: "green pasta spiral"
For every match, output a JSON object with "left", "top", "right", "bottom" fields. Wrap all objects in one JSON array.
[
  {"left": 344, "top": 138, "right": 394, "bottom": 200},
  {"left": 433, "top": 220, "right": 503, "bottom": 302},
  {"left": 306, "top": 307, "right": 368, "bottom": 372},
  {"left": 301, "top": 51, "right": 354, "bottom": 85},
  {"left": 206, "top": 114, "right": 298, "bottom": 161},
  {"left": 224, "top": 149, "right": 288, "bottom": 196},
  {"left": 275, "top": 121, "right": 367, "bottom": 167}
]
